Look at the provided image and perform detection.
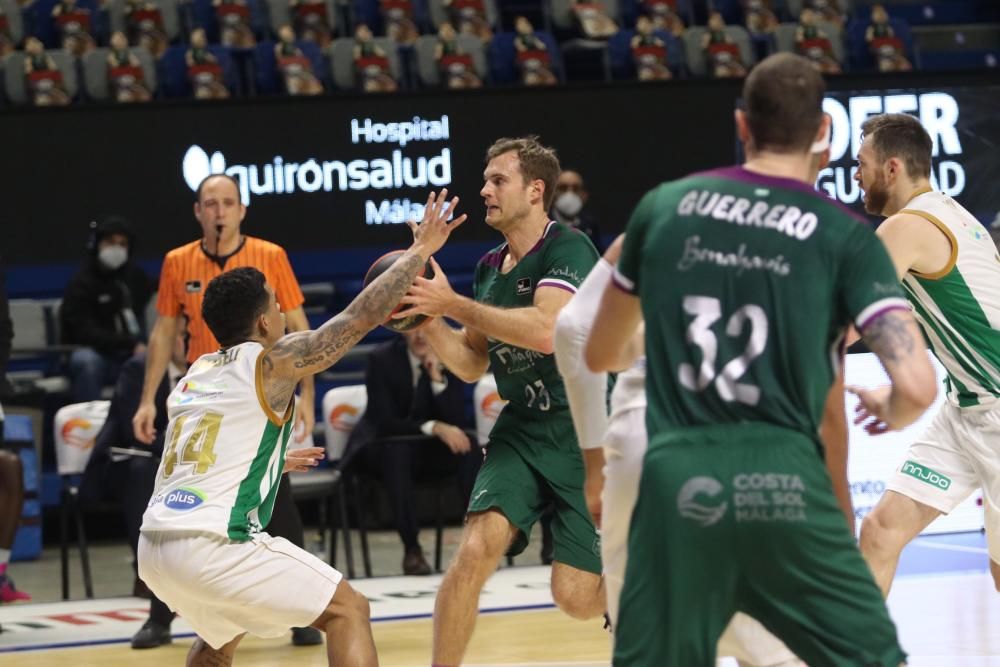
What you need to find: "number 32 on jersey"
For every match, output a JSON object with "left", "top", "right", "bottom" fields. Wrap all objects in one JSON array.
[{"left": 678, "top": 295, "right": 768, "bottom": 406}]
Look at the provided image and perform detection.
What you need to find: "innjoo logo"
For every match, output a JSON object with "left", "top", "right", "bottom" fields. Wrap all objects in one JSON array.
[{"left": 901, "top": 460, "right": 952, "bottom": 490}]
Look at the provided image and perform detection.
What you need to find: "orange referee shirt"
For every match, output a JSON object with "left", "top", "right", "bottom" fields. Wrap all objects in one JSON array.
[{"left": 156, "top": 236, "right": 305, "bottom": 363}]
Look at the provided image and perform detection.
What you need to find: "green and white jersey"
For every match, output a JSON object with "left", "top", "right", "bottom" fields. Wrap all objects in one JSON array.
[
  {"left": 899, "top": 189, "right": 1000, "bottom": 408},
  {"left": 473, "top": 220, "right": 600, "bottom": 413},
  {"left": 141, "top": 342, "right": 295, "bottom": 542},
  {"left": 616, "top": 166, "right": 907, "bottom": 443}
]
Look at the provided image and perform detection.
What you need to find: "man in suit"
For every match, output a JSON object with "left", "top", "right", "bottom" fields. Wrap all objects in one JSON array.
[
  {"left": 81, "top": 319, "right": 189, "bottom": 648},
  {"left": 348, "top": 329, "right": 481, "bottom": 575}
]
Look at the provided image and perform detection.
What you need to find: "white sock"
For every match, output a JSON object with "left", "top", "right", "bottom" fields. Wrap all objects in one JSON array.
[{"left": 0, "top": 548, "right": 10, "bottom": 568}]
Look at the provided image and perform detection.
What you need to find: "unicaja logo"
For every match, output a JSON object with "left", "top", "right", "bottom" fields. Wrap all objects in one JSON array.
[
  {"left": 901, "top": 460, "right": 952, "bottom": 490},
  {"left": 677, "top": 476, "right": 728, "bottom": 527}
]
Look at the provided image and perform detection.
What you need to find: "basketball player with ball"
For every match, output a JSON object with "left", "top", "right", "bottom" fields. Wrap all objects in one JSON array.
[
  {"left": 394, "top": 136, "right": 606, "bottom": 667},
  {"left": 137, "top": 190, "right": 464, "bottom": 667}
]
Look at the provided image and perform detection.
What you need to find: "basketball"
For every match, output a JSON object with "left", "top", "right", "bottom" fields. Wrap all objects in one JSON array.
[{"left": 363, "top": 249, "right": 435, "bottom": 332}]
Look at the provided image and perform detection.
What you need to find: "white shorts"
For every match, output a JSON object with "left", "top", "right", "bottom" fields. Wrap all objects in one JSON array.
[
  {"left": 886, "top": 400, "right": 1000, "bottom": 561},
  {"left": 603, "top": 407, "right": 799, "bottom": 666},
  {"left": 138, "top": 530, "right": 342, "bottom": 649}
]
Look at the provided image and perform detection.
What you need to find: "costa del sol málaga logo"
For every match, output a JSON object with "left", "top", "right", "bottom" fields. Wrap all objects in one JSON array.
[{"left": 677, "top": 476, "right": 728, "bottom": 527}]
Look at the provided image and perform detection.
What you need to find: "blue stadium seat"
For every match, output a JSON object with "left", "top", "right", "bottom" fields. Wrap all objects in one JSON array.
[
  {"left": 32, "top": 0, "right": 107, "bottom": 48},
  {"left": 845, "top": 15, "right": 914, "bottom": 71},
  {"left": 190, "top": 0, "right": 271, "bottom": 43},
  {"left": 616, "top": 0, "right": 700, "bottom": 28},
  {"left": 709, "top": 0, "right": 744, "bottom": 26},
  {"left": 252, "top": 39, "right": 328, "bottom": 93},
  {"left": 607, "top": 28, "right": 685, "bottom": 79},
  {"left": 709, "top": 0, "right": 801, "bottom": 25},
  {"left": 351, "top": 0, "right": 432, "bottom": 36},
  {"left": 159, "top": 43, "right": 238, "bottom": 97},
  {"left": 487, "top": 30, "right": 563, "bottom": 84}
]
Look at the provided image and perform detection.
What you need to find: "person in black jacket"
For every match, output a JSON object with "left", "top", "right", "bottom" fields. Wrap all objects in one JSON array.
[
  {"left": 348, "top": 330, "right": 481, "bottom": 575},
  {"left": 60, "top": 216, "right": 154, "bottom": 401}
]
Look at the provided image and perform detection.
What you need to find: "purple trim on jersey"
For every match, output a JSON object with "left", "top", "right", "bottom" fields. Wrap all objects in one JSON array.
[
  {"left": 697, "top": 165, "right": 872, "bottom": 226},
  {"left": 525, "top": 220, "right": 559, "bottom": 258},
  {"left": 477, "top": 222, "right": 560, "bottom": 269},
  {"left": 857, "top": 304, "right": 910, "bottom": 332},
  {"left": 537, "top": 279, "right": 577, "bottom": 294},
  {"left": 478, "top": 247, "right": 506, "bottom": 269}
]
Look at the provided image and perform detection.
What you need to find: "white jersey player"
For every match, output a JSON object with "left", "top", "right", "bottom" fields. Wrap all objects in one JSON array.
[
  {"left": 854, "top": 113, "right": 1000, "bottom": 594},
  {"left": 554, "top": 235, "right": 817, "bottom": 667},
  {"left": 138, "top": 190, "right": 466, "bottom": 667}
]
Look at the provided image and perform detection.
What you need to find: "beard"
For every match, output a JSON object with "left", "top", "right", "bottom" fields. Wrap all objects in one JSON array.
[{"left": 862, "top": 174, "right": 890, "bottom": 216}]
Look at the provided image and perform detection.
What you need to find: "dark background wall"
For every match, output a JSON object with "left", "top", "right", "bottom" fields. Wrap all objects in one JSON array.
[{"left": 3, "top": 70, "right": 998, "bottom": 296}]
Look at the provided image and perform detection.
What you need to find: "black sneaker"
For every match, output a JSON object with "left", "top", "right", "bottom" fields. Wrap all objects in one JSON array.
[
  {"left": 402, "top": 547, "right": 432, "bottom": 576},
  {"left": 292, "top": 626, "right": 323, "bottom": 646},
  {"left": 130, "top": 620, "right": 172, "bottom": 649},
  {"left": 603, "top": 613, "right": 612, "bottom": 633}
]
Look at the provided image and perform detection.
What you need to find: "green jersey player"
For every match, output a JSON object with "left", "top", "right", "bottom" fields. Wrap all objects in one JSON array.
[
  {"left": 398, "top": 137, "right": 605, "bottom": 667},
  {"left": 586, "top": 53, "right": 936, "bottom": 666}
]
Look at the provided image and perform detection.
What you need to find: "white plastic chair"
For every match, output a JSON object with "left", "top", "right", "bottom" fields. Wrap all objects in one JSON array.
[{"left": 53, "top": 400, "right": 109, "bottom": 599}]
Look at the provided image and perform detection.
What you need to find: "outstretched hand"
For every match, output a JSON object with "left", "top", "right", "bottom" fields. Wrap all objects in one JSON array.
[
  {"left": 394, "top": 257, "right": 455, "bottom": 320},
  {"left": 407, "top": 189, "right": 467, "bottom": 258}
]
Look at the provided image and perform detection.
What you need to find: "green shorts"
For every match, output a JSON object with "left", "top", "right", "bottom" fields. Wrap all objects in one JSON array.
[
  {"left": 614, "top": 422, "right": 905, "bottom": 667},
  {"left": 468, "top": 404, "right": 602, "bottom": 575}
]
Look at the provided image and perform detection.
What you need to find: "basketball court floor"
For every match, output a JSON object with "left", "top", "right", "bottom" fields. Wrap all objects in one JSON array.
[{"left": 1, "top": 530, "right": 998, "bottom": 666}]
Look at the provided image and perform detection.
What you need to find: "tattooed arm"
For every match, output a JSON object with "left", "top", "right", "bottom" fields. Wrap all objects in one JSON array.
[
  {"left": 849, "top": 309, "right": 936, "bottom": 433},
  {"left": 260, "top": 190, "right": 467, "bottom": 414}
]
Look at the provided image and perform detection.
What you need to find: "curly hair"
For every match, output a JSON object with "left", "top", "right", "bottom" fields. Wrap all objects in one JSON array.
[{"left": 202, "top": 267, "right": 270, "bottom": 348}]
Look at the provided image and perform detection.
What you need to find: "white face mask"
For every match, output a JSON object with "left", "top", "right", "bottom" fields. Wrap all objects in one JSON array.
[
  {"left": 98, "top": 245, "right": 128, "bottom": 270},
  {"left": 555, "top": 191, "right": 583, "bottom": 218}
]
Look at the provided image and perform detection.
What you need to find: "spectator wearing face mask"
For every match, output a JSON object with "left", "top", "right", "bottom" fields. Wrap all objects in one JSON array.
[
  {"left": 550, "top": 169, "right": 602, "bottom": 251},
  {"left": 60, "top": 216, "right": 154, "bottom": 402}
]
